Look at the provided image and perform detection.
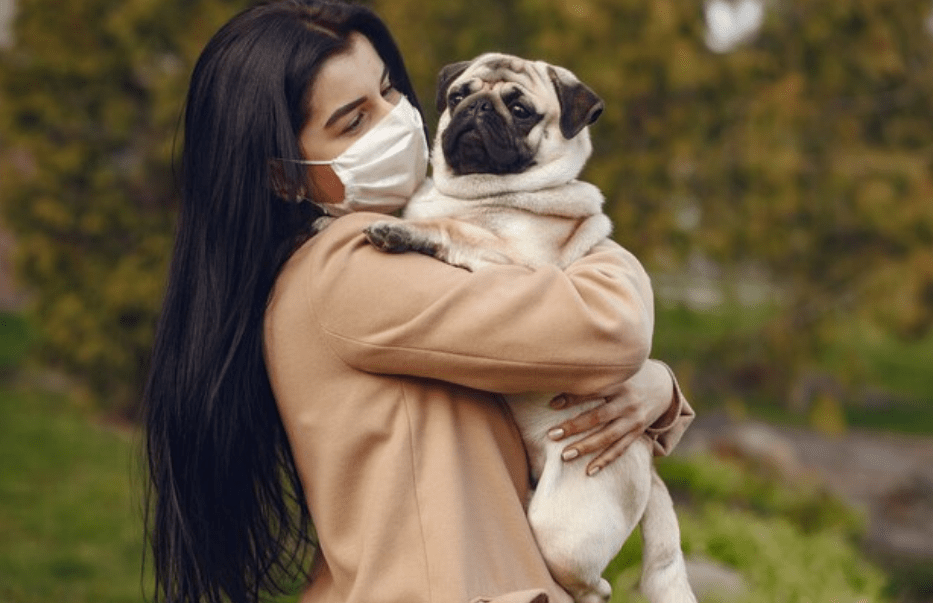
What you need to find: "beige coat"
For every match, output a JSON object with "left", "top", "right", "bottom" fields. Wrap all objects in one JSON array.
[{"left": 264, "top": 212, "right": 694, "bottom": 603}]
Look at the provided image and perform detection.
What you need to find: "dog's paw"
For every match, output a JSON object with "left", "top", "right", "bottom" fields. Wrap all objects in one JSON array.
[
  {"left": 364, "top": 222, "right": 443, "bottom": 258},
  {"left": 364, "top": 222, "right": 416, "bottom": 253}
]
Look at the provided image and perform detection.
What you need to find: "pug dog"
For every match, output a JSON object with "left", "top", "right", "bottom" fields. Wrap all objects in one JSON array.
[{"left": 364, "top": 54, "right": 696, "bottom": 603}]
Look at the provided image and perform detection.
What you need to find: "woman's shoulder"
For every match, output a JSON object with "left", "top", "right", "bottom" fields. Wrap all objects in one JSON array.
[
  {"left": 303, "top": 212, "right": 390, "bottom": 255},
  {"left": 283, "top": 212, "right": 392, "bottom": 276},
  {"left": 270, "top": 212, "right": 387, "bottom": 305}
]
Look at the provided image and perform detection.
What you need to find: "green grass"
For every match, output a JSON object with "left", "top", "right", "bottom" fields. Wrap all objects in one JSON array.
[
  {"left": 0, "top": 310, "right": 148, "bottom": 602},
  {"left": 0, "top": 387, "right": 147, "bottom": 603},
  {"left": 822, "top": 319, "right": 933, "bottom": 401},
  {"left": 0, "top": 312, "right": 308, "bottom": 603},
  {"left": 0, "top": 312, "right": 32, "bottom": 371}
]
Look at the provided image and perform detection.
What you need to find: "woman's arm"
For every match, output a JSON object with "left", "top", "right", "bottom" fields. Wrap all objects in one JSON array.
[{"left": 303, "top": 213, "right": 654, "bottom": 396}]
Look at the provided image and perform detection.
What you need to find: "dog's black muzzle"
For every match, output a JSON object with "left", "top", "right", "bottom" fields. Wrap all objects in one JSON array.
[{"left": 442, "top": 94, "right": 536, "bottom": 176}]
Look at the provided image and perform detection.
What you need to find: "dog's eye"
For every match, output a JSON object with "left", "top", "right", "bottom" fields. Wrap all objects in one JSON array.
[
  {"left": 510, "top": 103, "right": 531, "bottom": 119},
  {"left": 448, "top": 92, "right": 465, "bottom": 109}
]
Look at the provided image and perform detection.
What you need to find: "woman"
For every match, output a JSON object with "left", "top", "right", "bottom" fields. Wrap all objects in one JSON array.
[{"left": 143, "top": 2, "right": 693, "bottom": 603}]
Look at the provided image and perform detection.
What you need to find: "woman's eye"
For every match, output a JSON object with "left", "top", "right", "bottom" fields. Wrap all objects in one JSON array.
[{"left": 344, "top": 113, "right": 364, "bottom": 134}]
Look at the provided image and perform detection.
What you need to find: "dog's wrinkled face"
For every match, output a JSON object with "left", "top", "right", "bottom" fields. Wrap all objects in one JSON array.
[{"left": 434, "top": 53, "right": 604, "bottom": 178}]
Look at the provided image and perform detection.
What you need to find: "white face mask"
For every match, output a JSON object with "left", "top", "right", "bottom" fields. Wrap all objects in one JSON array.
[{"left": 297, "top": 96, "right": 429, "bottom": 216}]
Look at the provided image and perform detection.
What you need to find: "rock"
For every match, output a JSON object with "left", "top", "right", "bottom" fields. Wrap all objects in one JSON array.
[
  {"left": 870, "top": 469, "right": 933, "bottom": 559},
  {"left": 712, "top": 421, "right": 804, "bottom": 480},
  {"left": 685, "top": 557, "right": 748, "bottom": 601}
]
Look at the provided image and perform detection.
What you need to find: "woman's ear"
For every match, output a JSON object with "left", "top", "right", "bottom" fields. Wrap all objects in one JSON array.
[{"left": 268, "top": 159, "right": 307, "bottom": 201}]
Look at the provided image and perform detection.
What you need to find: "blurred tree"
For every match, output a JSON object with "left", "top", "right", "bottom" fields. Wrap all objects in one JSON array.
[
  {"left": 378, "top": 0, "right": 933, "bottom": 408},
  {"left": 373, "top": 0, "right": 537, "bottom": 128},
  {"left": 2, "top": 0, "right": 932, "bottom": 414},
  {"left": 0, "top": 0, "right": 250, "bottom": 413}
]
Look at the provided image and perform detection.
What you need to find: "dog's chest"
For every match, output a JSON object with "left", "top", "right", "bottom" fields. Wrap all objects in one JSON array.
[
  {"left": 406, "top": 191, "right": 584, "bottom": 265},
  {"left": 483, "top": 210, "right": 579, "bottom": 263}
]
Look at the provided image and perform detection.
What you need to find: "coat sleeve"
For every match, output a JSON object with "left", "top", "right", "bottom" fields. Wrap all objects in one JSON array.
[
  {"left": 646, "top": 361, "right": 696, "bottom": 456},
  {"left": 303, "top": 213, "right": 655, "bottom": 397}
]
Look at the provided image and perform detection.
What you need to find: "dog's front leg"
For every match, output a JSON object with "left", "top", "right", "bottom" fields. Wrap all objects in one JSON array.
[
  {"left": 365, "top": 219, "right": 517, "bottom": 271},
  {"left": 365, "top": 221, "right": 442, "bottom": 256}
]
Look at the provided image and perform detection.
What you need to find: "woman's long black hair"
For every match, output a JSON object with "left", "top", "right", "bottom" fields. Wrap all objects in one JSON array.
[{"left": 142, "top": 2, "right": 422, "bottom": 602}]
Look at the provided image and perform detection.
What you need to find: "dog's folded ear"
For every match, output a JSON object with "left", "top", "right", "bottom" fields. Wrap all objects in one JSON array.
[
  {"left": 436, "top": 60, "right": 472, "bottom": 114},
  {"left": 547, "top": 66, "right": 604, "bottom": 140}
]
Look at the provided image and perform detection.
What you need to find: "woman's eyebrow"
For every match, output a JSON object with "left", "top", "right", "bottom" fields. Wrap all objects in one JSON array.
[
  {"left": 324, "top": 66, "right": 391, "bottom": 129},
  {"left": 324, "top": 98, "right": 366, "bottom": 129}
]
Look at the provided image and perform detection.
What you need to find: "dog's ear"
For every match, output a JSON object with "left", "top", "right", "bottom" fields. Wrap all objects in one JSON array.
[
  {"left": 436, "top": 60, "right": 472, "bottom": 114},
  {"left": 547, "top": 66, "right": 604, "bottom": 140}
]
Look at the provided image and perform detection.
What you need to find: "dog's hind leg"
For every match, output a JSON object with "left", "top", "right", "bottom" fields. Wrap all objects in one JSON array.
[
  {"left": 639, "top": 470, "right": 697, "bottom": 603},
  {"left": 526, "top": 439, "right": 652, "bottom": 603}
]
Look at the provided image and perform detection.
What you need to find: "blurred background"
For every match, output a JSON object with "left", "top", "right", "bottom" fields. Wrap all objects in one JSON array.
[{"left": 1, "top": 0, "right": 932, "bottom": 601}]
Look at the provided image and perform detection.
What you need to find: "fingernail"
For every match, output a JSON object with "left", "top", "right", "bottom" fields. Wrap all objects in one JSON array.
[
  {"left": 548, "top": 428, "right": 565, "bottom": 440},
  {"left": 562, "top": 448, "right": 579, "bottom": 461},
  {"left": 550, "top": 396, "right": 567, "bottom": 409},
  {"left": 587, "top": 465, "right": 602, "bottom": 476}
]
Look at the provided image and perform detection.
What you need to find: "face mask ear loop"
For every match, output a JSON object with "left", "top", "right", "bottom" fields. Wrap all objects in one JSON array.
[{"left": 267, "top": 157, "right": 316, "bottom": 205}]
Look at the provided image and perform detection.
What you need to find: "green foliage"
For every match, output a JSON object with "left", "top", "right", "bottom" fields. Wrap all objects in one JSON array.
[
  {"left": 0, "top": 312, "right": 32, "bottom": 371},
  {"left": 377, "top": 0, "right": 933, "bottom": 408},
  {"left": 0, "top": 0, "right": 251, "bottom": 411},
  {"left": 651, "top": 303, "right": 933, "bottom": 434},
  {"left": 605, "top": 455, "right": 889, "bottom": 603},
  {"left": 656, "top": 454, "right": 865, "bottom": 538},
  {"left": 675, "top": 506, "right": 887, "bottom": 603},
  {"left": 3, "top": 0, "right": 933, "bottom": 411}
]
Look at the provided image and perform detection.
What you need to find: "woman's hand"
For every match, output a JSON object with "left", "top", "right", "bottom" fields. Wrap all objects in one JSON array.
[{"left": 547, "top": 360, "right": 675, "bottom": 476}]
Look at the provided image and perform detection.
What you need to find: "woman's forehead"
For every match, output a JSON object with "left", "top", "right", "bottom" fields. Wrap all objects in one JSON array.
[{"left": 308, "top": 34, "right": 385, "bottom": 118}]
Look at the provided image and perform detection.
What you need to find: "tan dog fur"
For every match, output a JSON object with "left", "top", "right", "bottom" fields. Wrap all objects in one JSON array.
[{"left": 365, "top": 53, "right": 696, "bottom": 603}]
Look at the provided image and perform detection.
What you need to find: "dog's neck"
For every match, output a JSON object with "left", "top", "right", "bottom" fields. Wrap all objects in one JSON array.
[
  {"left": 406, "top": 179, "right": 604, "bottom": 220},
  {"left": 480, "top": 181, "right": 604, "bottom": 218}
]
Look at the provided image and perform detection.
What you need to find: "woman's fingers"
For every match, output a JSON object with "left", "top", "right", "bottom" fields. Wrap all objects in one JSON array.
[
  {"left": 550, "top": 396, "right": 649, "bottom": 440},
  {"left": 585, "top": 429, "right": 642, "bottom": 475},
  {"left": 559, "top": 415, "right": 644, "bottom": 462},
  {"left": 545, "top": 361, "right": 677, "bottom": 474},
  {"left": 548, "top": 398, "right": 617, "bottom": 439},
  {"left": 548, "top": 394, "right": 649, "bottom": 474}
]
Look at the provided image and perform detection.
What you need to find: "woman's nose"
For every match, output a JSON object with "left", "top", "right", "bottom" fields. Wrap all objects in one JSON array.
[{"left": 374, "top": 93, "right": 401, "bottom": 121}]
